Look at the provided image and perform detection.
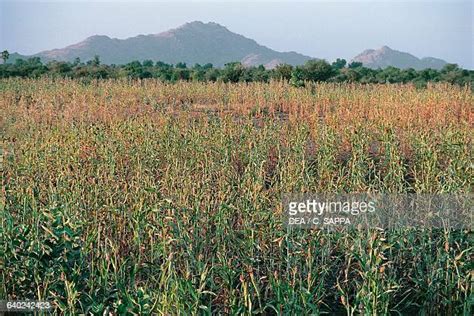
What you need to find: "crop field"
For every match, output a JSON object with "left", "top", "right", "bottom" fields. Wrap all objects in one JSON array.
[{"left": 1, "top": 78, "right": 473, "bottom": 314}]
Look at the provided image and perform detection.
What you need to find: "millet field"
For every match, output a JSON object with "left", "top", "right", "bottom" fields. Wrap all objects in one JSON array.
[{"left": 1, "top": 78, "right": 473, "bottom": 314}]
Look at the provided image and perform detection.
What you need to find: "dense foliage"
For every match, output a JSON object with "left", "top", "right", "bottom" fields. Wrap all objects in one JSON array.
[
  {"left": 2, "top": 79, "right": 472, "bottom": 314},
  {"left": 1, "top": 55, "right": 472, "bottom": 88}
]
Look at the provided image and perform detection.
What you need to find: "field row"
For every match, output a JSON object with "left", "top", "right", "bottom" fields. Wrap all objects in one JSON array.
[{"left": 2, "top": 79, "right": 472, "bottom": 314}]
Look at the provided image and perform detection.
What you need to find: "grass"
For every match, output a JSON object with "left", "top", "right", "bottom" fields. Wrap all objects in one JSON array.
[{"left": 1, "top": 78, "right": 473, "bottom": 314}]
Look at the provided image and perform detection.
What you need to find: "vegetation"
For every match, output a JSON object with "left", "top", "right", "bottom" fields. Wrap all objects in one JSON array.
[
  {"left": 1, "top": 79, "right": 473, "bottom": 314},
  {"left": 1, "top": 54, "right": 473, "bottom": 89}
]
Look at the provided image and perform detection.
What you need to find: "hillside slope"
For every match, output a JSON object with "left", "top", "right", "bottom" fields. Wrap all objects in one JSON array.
[
  {"left": 352, "top": 46, "right": 447, "bottom": 70},
  {"left": 27, "top": 21, "right": 312, "bottom": 68}
]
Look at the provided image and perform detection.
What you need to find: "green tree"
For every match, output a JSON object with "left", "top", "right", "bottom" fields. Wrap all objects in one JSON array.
[
  {"left": 48, "top": 61, "right": 72, "bottom": 76},
  {"left": 243, "top": 65, "right": 268, "bottom": 83},
  {"left": 332, "top": 58, "right": 347, "bottom": 70},
  {"left": 341, "top": 68, "right": 361, "bottom": 82},
  {"left": 419, "top": 68, "right": 440, "bottom": 81},
  {"left": 348, "top": 61, "right": 363, "bottom": 69},
  {"left": 222, "top": 62, "right": 244, "bottom": 83},
  {"left": 156, "top": 61, "right": 171, "bottom": 69},
  {"left": 303, "top": 59, "right": 334, "bottom": 82},
  {"left": 204, "top": 68, "right": 220, "bottom": 82},
  {"left": 376, "top": 66, "right": 403, "bottom": 83},
  {"left": 273, "top": 64, "right": 293, "bottom": 81},
  {"left": 440, "top": 64, "right": 468, "bottom": 85},
  {"left": 173, "top": 67, "right": 190, "bottom": 81},
  {"left": 125, "top": 61, "right": 144, "bottom": 78},
  {"left": 175, "top": 62, "right": 187, "bottom": 69},
  {"left": 142, "top": 60, "right": 154, "bottom": 67},
  {"left": 290, "top": 67, "right": 305, "bottom": 87},
  {"left": 191, "top": 64, "right": 206, "bottom": 82},
  {"left": 87, "top": 55, "right": 101, "bottom": 66},
  {"left": 1, "top": 50, "right": 10, "bottom": 63}
]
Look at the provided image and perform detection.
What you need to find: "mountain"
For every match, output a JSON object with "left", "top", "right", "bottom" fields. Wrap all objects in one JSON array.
[
  {"left": 352, "top": 46, "right": 448, "bottom": 70},
  {"left": 4, "top": 52, "right": 26, "bottom": 63},
  {"left": 13, "top": 21, "right": 312, "bottom": 68}
]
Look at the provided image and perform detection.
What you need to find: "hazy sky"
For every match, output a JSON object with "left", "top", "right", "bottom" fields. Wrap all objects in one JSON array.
[{"left": 1, "top": 0, "right": 472, "bottom": 68}]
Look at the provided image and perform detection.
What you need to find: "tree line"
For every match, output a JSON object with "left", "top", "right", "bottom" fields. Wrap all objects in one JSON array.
[{"left": 1, "top": 51, "right": 472, "bottom": 88}]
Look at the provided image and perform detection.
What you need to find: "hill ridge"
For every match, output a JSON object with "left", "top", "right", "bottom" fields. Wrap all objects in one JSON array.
[
  {"left": 27, "top": 21, "right": 313, "bottom": 68},
  {"left": 352, "top": 45, "right": 447, "bottom": 70}
]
